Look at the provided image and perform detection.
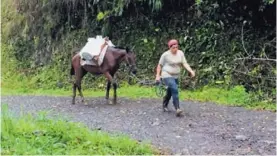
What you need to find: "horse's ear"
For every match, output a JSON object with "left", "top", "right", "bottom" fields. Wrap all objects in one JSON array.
[
  {"left": 126, "top": 47, "right": 130, "bottom": 53},
  {"left": 131, "top": 45, "right": 135, "bottom": 52}
]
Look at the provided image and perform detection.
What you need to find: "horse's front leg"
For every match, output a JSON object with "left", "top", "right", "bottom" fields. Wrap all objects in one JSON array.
[
  {"left": 112, "top": 81, "right": 117, "bottom": 104},
  {"left": 104, "top": 72, "right": 116, "bottom": 104},
  {"left": 72, "top": 83, "right": 77, "bottom": 105},
  {"left": 105, "top": 81, "right": 111, "bottom": 100}
]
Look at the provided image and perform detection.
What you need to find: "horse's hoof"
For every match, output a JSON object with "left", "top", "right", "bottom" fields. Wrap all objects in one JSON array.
[
  {"left": 72, "top": 101, "right": 75, "bottom": 105},
  {"left": 112, "top": 100, "right": 117, "bottom": 105}
]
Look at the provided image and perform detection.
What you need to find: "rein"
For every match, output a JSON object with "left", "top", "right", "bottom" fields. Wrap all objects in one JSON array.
[
  {"left": 128, "top": 73, "right": 167, "bottom": 97},
  {"left": 127, "top": 72, "right": 196, "bottom": 97}
]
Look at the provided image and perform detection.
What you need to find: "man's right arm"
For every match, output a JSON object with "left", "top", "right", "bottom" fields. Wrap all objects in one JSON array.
[
  {"left": 156, "top": 53, "right": 165, "bottom": 81},
  {"left": 156, "top": 64, "right": 162, "bottom": 77}
]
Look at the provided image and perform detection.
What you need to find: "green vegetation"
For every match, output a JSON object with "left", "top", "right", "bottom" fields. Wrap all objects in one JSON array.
[
  {"left": 1, "top": 0, "right": 276, "bottom": 110},
  {"left": 1, "top": 105, "right": 157, "bottom": 155},
  {"left": 2, "top": 2, "right": 275, "bottom": 155}
]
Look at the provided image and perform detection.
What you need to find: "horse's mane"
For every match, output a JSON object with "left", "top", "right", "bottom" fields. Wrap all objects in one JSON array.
[{"left": 113, "top": 46, "right": 130, "bottom": 52}]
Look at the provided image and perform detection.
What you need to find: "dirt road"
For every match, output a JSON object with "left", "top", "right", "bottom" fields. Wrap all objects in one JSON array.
[{"left": 2, "top": 95, "right": 276, "bottom": 155}]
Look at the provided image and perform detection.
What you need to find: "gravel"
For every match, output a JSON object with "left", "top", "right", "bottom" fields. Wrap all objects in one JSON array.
[{"left": 2, "top": 95, "right": 276, "bottom": 155}]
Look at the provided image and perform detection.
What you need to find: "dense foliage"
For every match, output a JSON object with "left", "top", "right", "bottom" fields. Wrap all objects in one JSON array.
[{"left": 1, "top": 0, "right": 276, "bottom": 103}]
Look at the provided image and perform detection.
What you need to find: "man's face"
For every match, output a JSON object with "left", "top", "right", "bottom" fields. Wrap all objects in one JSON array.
[{"left": 170, "top": 44, "right": 178, "bottom": 54}]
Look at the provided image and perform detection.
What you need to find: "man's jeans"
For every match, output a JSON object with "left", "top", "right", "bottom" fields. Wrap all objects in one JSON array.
[{"left": 162, "top": 77, "right": 180, "bottom": 110}]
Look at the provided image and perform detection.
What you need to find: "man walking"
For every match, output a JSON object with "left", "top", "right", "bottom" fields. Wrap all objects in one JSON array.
[{"left": 155, "top": 39, "right": 195, "bottom": 116}]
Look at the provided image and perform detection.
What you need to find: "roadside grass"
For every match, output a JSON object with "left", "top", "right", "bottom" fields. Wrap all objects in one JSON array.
[
  {"left": 1, "top": 104, "right": 158, "bottom": 155},
  {"left": 2, "top": 84, "right": 276, "bottom": 111}
]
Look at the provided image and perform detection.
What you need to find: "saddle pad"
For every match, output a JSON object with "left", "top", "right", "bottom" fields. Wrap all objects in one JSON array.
[
  {"left": 80, "top": 37, "right": 105, "bottom": 58},
  {"left": 80, "top": 45, "right": 108, "bottom": 66}
]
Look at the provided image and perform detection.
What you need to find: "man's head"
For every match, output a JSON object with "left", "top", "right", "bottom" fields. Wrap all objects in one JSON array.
[{"left": 168, "top": 39, "right": 179, "bottom": 54}]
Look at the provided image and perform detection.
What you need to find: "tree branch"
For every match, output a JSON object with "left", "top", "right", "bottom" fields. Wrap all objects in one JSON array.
[
  {"left": 234, "top": 57, "right": 277, "bottom": 62},
  {"left": 232, "top": 70, "right": 276, "bottom": 80},
  {"left": 241, "top": 21, "right": 250, "bottom": 56}
]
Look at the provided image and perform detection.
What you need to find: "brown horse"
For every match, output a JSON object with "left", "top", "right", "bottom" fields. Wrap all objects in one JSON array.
[{"left": 70, "top": 46, "right": 137, "bottom": 105}]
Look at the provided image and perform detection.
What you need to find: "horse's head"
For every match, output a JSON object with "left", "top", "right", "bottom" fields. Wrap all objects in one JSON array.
[{"left": 125, "top": 47, "right": 137, "bottom": 75}]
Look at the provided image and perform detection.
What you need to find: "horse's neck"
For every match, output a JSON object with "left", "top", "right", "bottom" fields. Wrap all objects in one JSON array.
[{"left": 109, "top": 47, "right": 126, "bottom": 59}]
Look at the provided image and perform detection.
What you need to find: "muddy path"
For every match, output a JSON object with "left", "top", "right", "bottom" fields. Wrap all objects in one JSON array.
[{"left": 2, "top": 95, "right": 276, "bottom": 155}]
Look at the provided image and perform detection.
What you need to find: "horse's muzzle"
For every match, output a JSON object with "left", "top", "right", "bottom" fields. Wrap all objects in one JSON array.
[
  {"left": 131, "top": 66, "right": 137, "bottom": 75},
  {"left": 132, "top": 70, "right": 137, "bottom": 75}
]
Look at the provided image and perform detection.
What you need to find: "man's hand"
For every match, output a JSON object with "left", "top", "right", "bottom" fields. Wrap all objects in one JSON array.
[
  {"left": 155, "top": 75, "right": 161, "bottom": 82},
  {"left": 189, "top": 70, "right": 195, "bottom": 78},
  {"left": 183, "top": 63, "right": 195, "bottom": 78}
]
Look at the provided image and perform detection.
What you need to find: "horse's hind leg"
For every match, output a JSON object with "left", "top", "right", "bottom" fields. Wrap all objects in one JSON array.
[
  {"left": 78, "top": 70, "right": 87, "bottom": 103},
  {"left": 75, "top": 67, "right": 87, "bottom": 103},
  {"left": 77, "top": 83, "right": 84, "bottom": 103},
  {"left": 71, "top": 68, "right": 77, "bottom": 105},
  {"left": 72, "top": 77, "right": 81, "bottom": 104}
]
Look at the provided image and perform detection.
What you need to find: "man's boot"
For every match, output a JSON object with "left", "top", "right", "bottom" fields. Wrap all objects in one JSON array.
[
  {"left": 176, "top": 108, "right": 183, "bottom": 117},
  {"left": 173, "top": 100, "right": 183, "bottom": 117},
  {"left": 163, "top": 97, "right": 170, "bottom": 112}
]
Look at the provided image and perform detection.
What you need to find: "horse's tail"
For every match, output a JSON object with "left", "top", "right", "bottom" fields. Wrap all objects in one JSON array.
[{"left": 70, "top": 48, "right": 81, "bottom": 76}]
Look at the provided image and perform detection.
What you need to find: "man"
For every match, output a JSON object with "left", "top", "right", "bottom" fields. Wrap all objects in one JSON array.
[{"left": 155, "top": 39, "right": 195, "bottom": 116}]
